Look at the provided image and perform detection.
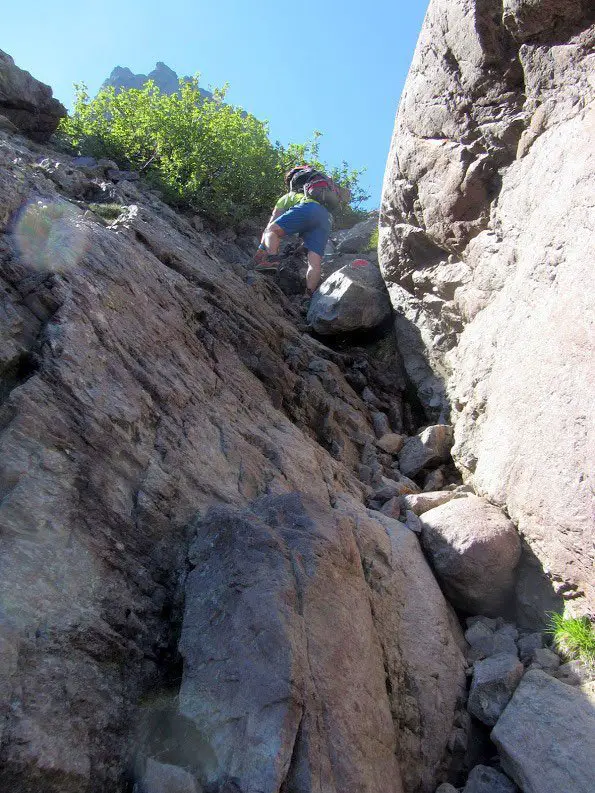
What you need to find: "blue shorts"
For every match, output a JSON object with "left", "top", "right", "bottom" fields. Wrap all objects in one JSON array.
[{"left": 274, "top": 201, "right": 331, "bottom": 256}]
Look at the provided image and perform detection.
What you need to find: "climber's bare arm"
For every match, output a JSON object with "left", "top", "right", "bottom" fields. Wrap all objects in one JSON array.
[{"left": 261, "top": 207, "right": 283, "bottom": 242}]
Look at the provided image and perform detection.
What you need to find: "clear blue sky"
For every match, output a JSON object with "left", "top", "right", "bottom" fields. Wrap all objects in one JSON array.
[{"left": 3, "top": 0, "right": 429, "bottom": 207}]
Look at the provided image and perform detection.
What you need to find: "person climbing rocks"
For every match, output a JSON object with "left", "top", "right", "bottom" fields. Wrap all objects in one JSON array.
[{"left": 254, "top": 165, "right": 350, "bottom": 295}]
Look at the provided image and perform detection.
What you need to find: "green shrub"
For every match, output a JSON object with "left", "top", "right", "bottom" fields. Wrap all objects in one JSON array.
[
  {"left": 548, "top": 613, "right": 595, "bottom": 667},
  {"left": 59, "top": 81, "right": 370, "bottom": 227}
]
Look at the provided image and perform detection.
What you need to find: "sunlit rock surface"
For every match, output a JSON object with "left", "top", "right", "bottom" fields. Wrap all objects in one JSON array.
[{"left": 380, "top": 0, "right": 595, "bottom": 613}]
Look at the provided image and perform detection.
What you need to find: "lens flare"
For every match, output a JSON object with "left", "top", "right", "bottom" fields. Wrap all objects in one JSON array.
[{"left": 14, "top": 199, "right": 88, "bottom": 272}]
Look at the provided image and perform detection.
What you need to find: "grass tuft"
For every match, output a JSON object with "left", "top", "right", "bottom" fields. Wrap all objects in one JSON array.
[
  {"left": 367, "top": 227, "right": 379, "bottom": 251},
  {"left": 548, "top": 613, "right": 595, "bottom": 667},
  {"left": 89, "top": 202, "right": 124, "bottom": 221}
]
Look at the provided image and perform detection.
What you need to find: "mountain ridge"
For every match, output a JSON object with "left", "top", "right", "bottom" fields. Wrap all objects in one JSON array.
[{"left": 101, "top": 60, "right": 214, "bottom": 101}]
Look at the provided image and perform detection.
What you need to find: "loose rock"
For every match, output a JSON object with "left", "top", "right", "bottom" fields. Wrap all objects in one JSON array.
[
  {"left": 373, "top": 475, "right": 413, "bottom": 502},
  {"left": 554, "top": 659, "right": 595, "bottom": 686},
  {"left": 465, "top": 621, "right": 494, "bottom": 648},
  {"left": 135, "top": 759, "right": 202, "bottom": 793},
  {"left": 372, "top": 412, "right": 392, "bottom": 438},
  {"left": 531, "top": 647, "right": 560, "bottom": 671},
  {"left": 401, "top": 490, "right": 460, "bottom": 516},
  {"left": 380, "top": 496, "right": 403, "bottom": 519},
  {"left": 516, "top": 632, "right": 543, "bottom": 662},
  {"left": 420, "top": 496, "right": 521, "bottom": 615},
  {"left": 423, "top": 468, "right": 446, "bottom": 491},
  {"left": 405, "top": 509, "right": 423, "bottom": 534},
  {"left": 467, "top": 653, "right": 524, "bottom": 726},
  {"left": 398, "top": 425, "right": 453, "bottom": 478},
  {"left": 466, "top": 617, "right": 498, "bottom": 632},
  {"left": 463, "top": 764, "right": 516, "bottom": 793},
  {"left": 377, "top": 432, "right": 405, "bottom": 454},
  {"left": 466, "top": 625, "right": 519, "bottom": 662},
  {"left": 491, "top": 630, "right": 518, "bottom": 658}
]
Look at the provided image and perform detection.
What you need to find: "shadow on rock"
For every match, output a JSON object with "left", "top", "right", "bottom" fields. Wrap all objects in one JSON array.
[{"left": 514, "top": 541, "right": 565, "bottom": 631}]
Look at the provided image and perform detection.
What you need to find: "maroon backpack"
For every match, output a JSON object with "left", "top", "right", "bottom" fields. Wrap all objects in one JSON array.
[{"left": 285, "top": 165, "right": 349, "bottom": 211}]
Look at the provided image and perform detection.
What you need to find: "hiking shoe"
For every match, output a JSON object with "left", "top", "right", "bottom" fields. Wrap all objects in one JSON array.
[
  {"left": 254, "top": 249, "right": 282, "bottom": 271},
  {"left": 253, "top": 245, "right": 268, "bottom": 265}
]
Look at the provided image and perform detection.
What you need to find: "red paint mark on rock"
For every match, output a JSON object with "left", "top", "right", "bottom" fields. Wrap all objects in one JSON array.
[{"left": 351, "top": 259, "right": 369, "bottom": 267}]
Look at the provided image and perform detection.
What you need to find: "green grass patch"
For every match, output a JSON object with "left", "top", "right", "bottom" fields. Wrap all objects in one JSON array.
[
  {"left": 89, "top": 202, "right": 125, "bottom": 221},
  {"left": 548, "top": 613, "right": 595, "bottom": 667},
  {"left": 367, "top": 227, "right": 379, "bottom": 251}
]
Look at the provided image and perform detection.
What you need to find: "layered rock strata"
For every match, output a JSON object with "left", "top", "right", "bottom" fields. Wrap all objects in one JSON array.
[{"left": 380, "top": 0, "right": 595, "bottom": 613}]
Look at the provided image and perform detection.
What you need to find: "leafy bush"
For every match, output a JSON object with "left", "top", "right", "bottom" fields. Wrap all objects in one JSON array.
[
  {"left": 59, "top": 80, "right": 370, "bottom": 226},
  {"left": 548, "top": 613, "right": 595, "bottom": 667}
]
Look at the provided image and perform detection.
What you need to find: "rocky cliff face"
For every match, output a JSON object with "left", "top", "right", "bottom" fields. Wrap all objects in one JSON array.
[
  {"left": 0, "top": 50, "right": 66, "bottom": 141},
  {"left": 2, "top": 30, "right": 594, "bottom": 793},
  {"left": 0, "top": 61, "right": 470, "bottom": 792},
  {"left": 380, "top": 0, "right": 595, "bottom": 616}
]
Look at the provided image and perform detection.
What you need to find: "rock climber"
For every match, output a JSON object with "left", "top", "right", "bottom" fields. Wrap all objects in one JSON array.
[{"left": 254, "top": 166, "right": 349, "bottom": 295}]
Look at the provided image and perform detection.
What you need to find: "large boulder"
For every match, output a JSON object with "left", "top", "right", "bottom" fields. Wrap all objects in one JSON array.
[
  {"left": 339, "top": 499, "right": 467, "bottom": 793},
  {"left": 0, "top": 50, "right": 66, "bottom": 141},
  {"left": 380, "top": 0, "right": 595, "bottom": 613},
  {"left": 179, "top": 494, "right": 466, "bottom": 793},
  {"left": 491, "top": 669, "right": 595, "bottom": 793},
  {"left": 307, "top": 258, "right": 392, "bottom": 335},
  {"left": 420, "top": 495, "right": 522, "bottom": 615}
]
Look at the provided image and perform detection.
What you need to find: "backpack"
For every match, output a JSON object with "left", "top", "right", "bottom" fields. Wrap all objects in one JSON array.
[{"left": 285, "top": 165, "right": 349, "bottom": 212}]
